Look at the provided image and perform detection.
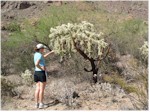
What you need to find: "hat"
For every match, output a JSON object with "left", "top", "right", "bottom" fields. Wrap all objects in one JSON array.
[{"left": 36, "top": 44, "right": 46, "bottom": 49}]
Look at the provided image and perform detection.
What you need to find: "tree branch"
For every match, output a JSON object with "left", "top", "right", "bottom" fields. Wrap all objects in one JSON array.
[
  {"left": 72, "top": 39, "right": 91, "bottom": 60},
  {"left": 84, "top": 68, "right": 93, "bottom": 72},
  {"left": 72, "top": 39, "right": 97, "bottom": 73}
]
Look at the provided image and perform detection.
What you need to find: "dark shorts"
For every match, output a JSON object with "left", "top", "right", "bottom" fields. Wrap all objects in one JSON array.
[{"left": 34, "top": 71, "right": 46, "bottom": 82}]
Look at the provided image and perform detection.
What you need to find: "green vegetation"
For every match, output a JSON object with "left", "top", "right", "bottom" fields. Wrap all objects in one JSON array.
[
  {"left": 2, "top": 1, "right": 148, "bottom": 78},
  {"left": 103, "top": 74, "right": 138, "bottom": 94},
  {"left": 5, "top": 22, "right": 21, "bottom": 32}
]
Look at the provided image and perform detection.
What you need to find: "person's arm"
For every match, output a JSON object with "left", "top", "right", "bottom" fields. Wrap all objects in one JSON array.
[
  {"left": 44, "top": 50, "right": 54, "bottom": 58},
  {"left": 35, "top": 59, "right": 45, "bottom": 71}
]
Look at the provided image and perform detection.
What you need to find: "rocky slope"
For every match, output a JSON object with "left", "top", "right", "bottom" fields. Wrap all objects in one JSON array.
[{"left": 1, "top": 1, "right": 148, "bottom": 40}]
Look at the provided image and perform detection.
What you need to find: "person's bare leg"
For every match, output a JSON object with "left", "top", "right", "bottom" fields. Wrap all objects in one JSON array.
[
  {"left": 39, "top": 82, "right": 46, "bottom": 103},
  {"left": 35, "top": 82, "right": 40, "bottom": 104}
]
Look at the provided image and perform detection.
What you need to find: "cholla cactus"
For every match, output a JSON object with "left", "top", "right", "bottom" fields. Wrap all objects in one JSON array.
[
  {"left": 139, "top": 41, "right": 148, "bottom": 59},
  {"left": 49, "top": 21, "right": 108, "bottom": 59},
  {"left": 21, "top": 69, "right": 33, "bottom": 86},
  {"left": 49, "top": 21, "right": 110, "bottom": 83}
]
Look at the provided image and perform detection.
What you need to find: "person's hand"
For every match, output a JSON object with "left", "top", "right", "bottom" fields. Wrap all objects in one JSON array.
[
  {"left": 50, "top": 50, "right": 55, "bottom": 53},
  {"left": 41, "top": 66, "right": 46, "bottom": 71},
  {"left": 44, "top": 50, "right": 55, "bottom": 58}
]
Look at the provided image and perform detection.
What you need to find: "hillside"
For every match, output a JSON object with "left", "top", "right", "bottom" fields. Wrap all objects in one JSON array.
[{"left": 1, "top": 1, "right": 148, "bottom": 110}]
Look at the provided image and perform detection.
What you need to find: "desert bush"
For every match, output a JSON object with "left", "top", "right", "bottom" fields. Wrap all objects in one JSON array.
[
  {"left": 127, "top": 44, "right": 148, "bottom": 110},
  {"left": 1, "top": 76, "right": 16, "bottom": 96},
  {"left": 128, "top": 78, "right": 148, "bottom": 110},
  {"left": 82, "top": 82, "right": 126, "bottom": 102},
  {"left": 51, "top": 80, "right": 75, "bottom": 106},
  {"left": 46, "top": 78, "right": 81, "bottom": 108},
  {"left": 21, "top": 69, "right": 33, "bottom": 86},
  {"left": 103, "top": 73, "right": 138, "bottom": 94},
  {"left": 126, "top": 65, "right": 148, "bottom": 109},
  {"left": 5, "top": 22, "right": 21, "bottom": 32}
]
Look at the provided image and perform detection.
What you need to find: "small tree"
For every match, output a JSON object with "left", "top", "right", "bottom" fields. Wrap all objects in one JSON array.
[{"left": 38, "top": 21, "right": 110, "bottom": 83}]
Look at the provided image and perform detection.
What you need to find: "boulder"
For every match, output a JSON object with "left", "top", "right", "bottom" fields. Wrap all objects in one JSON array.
[{"left": 18, "top": 2, "right": 33, "bottom": 9}]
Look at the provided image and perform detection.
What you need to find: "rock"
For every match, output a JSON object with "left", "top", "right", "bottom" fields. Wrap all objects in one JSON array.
[
  {"left": 112, "top": 99, "right": 118, "bottom": 103},
  {"left": 6, "top": 13, "right": 15, "bottom": 19},
  {"left": 1, "top": 23, "right": 6, "bottom": 30},
  {"left": 122, "top": 95, "right": 127, "bottom": 98},
  {"left": 43, "top": 0, "right": 53, "bottom": 3},
  {"left": 18, "top": 2, "right": 33, "bottom": 9},
  {"left": 1, "top": 2, "right": 17, "bottom": 10},
  {"left": 1, "top": 1, "right": 35, "bottom": 11},
  {"left": 1, "top": 1, "right": 6, "bottom": 7},
  {"left": 73, "top": 91, "right": 80, "bottom": 98}
]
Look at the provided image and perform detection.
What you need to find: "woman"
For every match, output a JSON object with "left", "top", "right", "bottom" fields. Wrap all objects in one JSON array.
[{"left": 34, "top": 43, "right": 54, "bottom": 109}]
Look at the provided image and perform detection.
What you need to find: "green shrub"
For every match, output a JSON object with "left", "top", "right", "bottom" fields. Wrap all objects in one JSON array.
[
  {"left": 103, "top": 73, "right": 138, "bottom": 94},
  {"left": 5, "top": 22, "right": 21, "bottom": 32},
  {"left": 124, "top": 85, "right": 138, "bottom": 94},
  {"left": 103, "top": 75, "right": 114, "bottom": 83}
]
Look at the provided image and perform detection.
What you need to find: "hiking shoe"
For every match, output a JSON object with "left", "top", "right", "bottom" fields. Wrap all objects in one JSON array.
[
  {"left": 35, "top": 103, "right": 39, "bottom": 108},
  {"left": 39, "top": 103, "right": 48, "bottom": 109}
]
